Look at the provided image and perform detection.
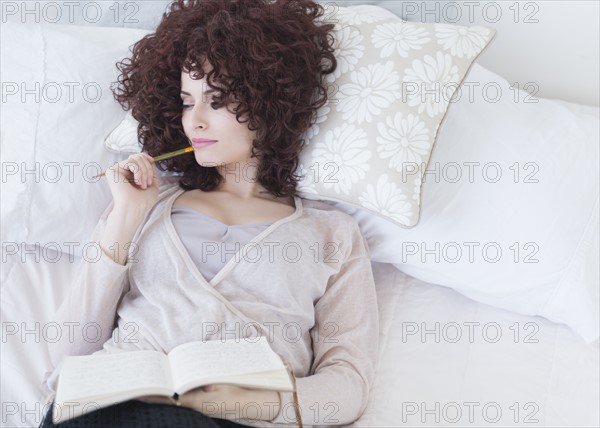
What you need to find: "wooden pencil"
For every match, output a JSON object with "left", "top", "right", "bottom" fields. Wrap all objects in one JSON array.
[{"left": 94, "top": 147, "right": 195, "bottom": 178}]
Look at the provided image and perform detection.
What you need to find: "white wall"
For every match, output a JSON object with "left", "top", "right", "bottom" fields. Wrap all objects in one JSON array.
[
  {"left": 449, "top": 1, "right": 599, "bottom": 107},
  {"left": 325, "top": 0, "right": 599, "bottom": 107}
]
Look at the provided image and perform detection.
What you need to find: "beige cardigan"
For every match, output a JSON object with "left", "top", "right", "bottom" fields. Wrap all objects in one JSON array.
[{"left": 41, "top": 176, "right": 380, "bottom": 428}]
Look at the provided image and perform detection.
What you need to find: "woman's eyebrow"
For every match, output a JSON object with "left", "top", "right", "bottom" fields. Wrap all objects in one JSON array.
[{"left": 180, "top": 89, "right": 217, "bottom": 96}]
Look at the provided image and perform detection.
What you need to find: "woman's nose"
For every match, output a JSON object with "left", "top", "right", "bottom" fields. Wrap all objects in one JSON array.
[{"left": 190, "top": 106, "right": 208, "bottom": 129}]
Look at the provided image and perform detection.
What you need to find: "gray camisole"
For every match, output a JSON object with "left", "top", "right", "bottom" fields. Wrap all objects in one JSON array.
[{"left": 170, "top": 205, "right": 273, "bottom": 282}]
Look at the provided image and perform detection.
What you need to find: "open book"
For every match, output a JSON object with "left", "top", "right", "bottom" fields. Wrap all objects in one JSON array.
[{"left": 52, "top": 336, "right": 294, "bottom": 424}]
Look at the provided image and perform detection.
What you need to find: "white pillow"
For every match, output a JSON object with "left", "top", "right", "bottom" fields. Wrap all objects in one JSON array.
[
  {"left": 104, "top": 4, "right": 497, "bottom": 228},
  {"left": 1, "top": 22, "right": 151, "bottom": 254},
  {"left": 328, "top": 63, "right": 600, "bottom": 344}
]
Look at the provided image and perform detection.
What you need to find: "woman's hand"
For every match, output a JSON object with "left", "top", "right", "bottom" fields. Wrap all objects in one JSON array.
[
  {"left": 137, "top": 384, "right": 281, "bottom": 421},
  {"left": 105, "top": 152, "right": 159, "bottom": 215}
]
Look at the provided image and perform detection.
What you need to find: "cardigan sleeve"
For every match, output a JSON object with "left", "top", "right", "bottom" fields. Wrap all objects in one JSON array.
[
  {"left": 270, "top": 219, "right": 380, "bottom": 426},
  {"left": 39, "top": 200, "right": 132, "bottom": 405}
]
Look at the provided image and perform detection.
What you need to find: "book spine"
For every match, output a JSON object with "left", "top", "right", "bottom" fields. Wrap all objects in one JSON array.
[{"left": 279, "top": 357, "right": 303, "bottom": 428}]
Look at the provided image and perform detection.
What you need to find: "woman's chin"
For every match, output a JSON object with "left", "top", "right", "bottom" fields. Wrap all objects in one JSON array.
[{"left": 194, "top": 157, "right": 222, "bottom": 168}]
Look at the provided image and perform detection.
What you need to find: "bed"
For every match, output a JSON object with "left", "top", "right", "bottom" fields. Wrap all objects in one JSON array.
[{"left": 1, "top": 1, "right": 598, "bottom": 427}]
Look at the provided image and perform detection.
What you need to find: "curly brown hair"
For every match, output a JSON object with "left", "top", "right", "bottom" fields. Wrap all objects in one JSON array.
[{"left": 111, "top": 0, "right": 337, "bottom": 197}]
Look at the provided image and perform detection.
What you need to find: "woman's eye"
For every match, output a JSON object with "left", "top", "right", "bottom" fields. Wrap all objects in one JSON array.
[{"left": 180, "top": 99, "right": 223, "bottom": 110}]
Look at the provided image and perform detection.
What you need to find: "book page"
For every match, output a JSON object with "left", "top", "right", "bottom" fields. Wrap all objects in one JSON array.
[
  {"left": 168, "top": 337, "right": 286, "bottom": 393},
  {"left": 56, "top": 350, "right": 174, "bottom": 402}
]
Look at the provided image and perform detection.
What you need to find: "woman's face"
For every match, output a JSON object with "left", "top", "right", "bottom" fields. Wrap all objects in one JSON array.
[{"left": 180, "top": 65, "right": 256, "bottom": 170}]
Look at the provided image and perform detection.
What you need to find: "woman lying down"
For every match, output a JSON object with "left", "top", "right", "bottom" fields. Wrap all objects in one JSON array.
[{"left": 40, "top": 0, "right": 379, "bottom": 427}]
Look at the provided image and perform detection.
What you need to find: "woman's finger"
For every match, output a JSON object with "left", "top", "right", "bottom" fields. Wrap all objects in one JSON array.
[
  {"left": 125, "top": 157, "right": 148, "bottom": 188},
  {"left": 133, "top": 154, "right": 151, "bottom": 188},
  {"left": 143, "top": 153, "right": 155, "bottom": 186}
]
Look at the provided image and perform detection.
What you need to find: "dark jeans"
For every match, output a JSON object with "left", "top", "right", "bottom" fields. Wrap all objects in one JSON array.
[{"left": 39, "top": 400, "right": 255, "bottom": 427}]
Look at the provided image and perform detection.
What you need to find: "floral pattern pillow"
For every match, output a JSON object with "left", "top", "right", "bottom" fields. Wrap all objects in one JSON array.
[{"left": 296, "top": 5, "right": 496, "bottom": 227}]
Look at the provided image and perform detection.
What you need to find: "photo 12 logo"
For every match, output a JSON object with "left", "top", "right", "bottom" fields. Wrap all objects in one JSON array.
[
  {"left": 2, "top": 81, "right": 102, "bottom": 104},
  {"left": 402, "top": 401, "right": 540, "bottom": 424},
  {"left": 1, "top": 1, "right": 141, "bottom": 25},
  {"left": 395, "top": 1, "right": 540, "bottom": 24}
]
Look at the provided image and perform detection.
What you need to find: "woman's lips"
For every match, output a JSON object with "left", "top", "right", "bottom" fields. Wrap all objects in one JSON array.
[{"left": 191, "top": 138, "right": 218, "bottom": 148}]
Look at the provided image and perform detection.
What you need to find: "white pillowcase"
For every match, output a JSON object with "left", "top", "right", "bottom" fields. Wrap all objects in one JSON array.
[
  {"left": 1, "top": 22, "right": 150, "bottom": 254},
  {"left": 327, "top": 63, "right": 599, "bottom": 344}
]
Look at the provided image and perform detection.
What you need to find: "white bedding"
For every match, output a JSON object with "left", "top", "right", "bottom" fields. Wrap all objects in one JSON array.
[
  {"left": 2, "top": 246, "right": 598, "bottom": 427},
  {"left": 358, "top": 262, "right": 599, "bottom": 427}
]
